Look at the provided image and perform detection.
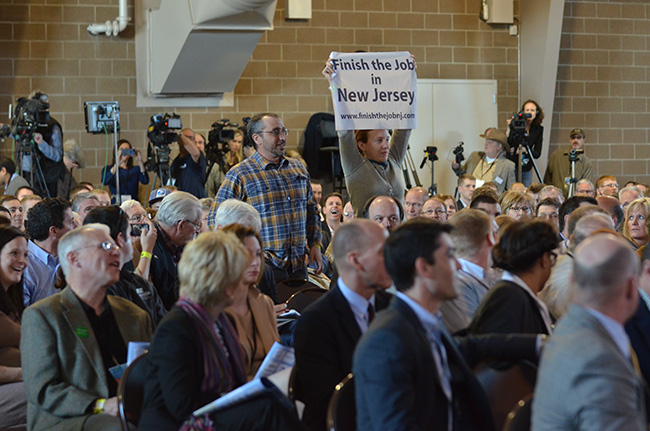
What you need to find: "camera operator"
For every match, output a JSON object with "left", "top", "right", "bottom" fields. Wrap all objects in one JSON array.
[
  {"left": 506, "top": 100, "right": 544, "bottom": 187},
  {"left": 544, "top": 128, "right": 593, "bottom": 198},
  {"left": 171, "top": 128, "right": 207, "bottom": 199},
  {"left": 205, "top": 128, "right": 256, "bottom": 198}
]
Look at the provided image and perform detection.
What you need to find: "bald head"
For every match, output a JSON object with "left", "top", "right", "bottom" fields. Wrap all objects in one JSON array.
[
  {"left": 333, "top": 219, "right": 385, "bottom": 272},
  {"left": 572, "top": 213, "right": 615, "bottom": 247},
  {"left": 573, "top": 233, "right": 639, "bottom": 319},
  {"left": 404, "top": 187, "right": 427, "bottom": 219},
  {"left": 365, "top": 195, "right": 401, "bottom": 232}
]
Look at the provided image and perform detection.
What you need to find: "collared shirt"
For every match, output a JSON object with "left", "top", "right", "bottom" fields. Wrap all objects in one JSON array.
[
  {"left": 155, "top": 223, "right": 183, "bottom": 263},
  {"left": 459, "top": 258, "right": 485, "bottom": 282},
  {"left": 396, "top": 291, "right": 453, "bottom": 431},
  {"left": 502, "top": 271, "right": 553, "bottom": 333},
  {"left": 212, "top": 151, "right": 321, "bottom": 271},
  {"left": 586, "top": 307, "right": 631, "bottom": 360},
  {"left": 639, "top": 288, "right": 650, "bottom": 312},
  {"left": 24, "top": 240, "right": 60, "bottom": 306},
  {"left": 338, "top": 278, "right": 375, "bottom": 334},
  {"left": 4, "top": 173, "right": 16, "bottom": 193}
]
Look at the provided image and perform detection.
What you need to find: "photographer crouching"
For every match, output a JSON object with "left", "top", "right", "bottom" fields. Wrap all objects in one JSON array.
[{"left": 506, "top": 99, "right": 544, "bottom": 187}]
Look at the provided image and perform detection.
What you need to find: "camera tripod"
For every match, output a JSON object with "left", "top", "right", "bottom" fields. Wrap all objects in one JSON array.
[
  {"left": 16, "top": 137, "right": 51, "bottom": 198},
  {"left": 515, "top": 133, "right": 542, "bottom": 184},
  {"left": 148, "top": 144, "right": 172, "bottom": 192},
  {"left": 419, "top": 146, "right": 438, "bottom": 197}
]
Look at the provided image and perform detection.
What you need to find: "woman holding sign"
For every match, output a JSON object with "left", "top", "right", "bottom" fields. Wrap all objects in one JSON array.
[{"left": 323, "top": 60, "right": 412, "bottom": 218}]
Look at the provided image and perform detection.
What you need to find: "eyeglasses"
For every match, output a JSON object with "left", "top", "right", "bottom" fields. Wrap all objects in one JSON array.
[
  {"left": 257, "top": 128, "right": 289, "bottom": 137},
  {"left": 129, "top": 213, "right": 147, "bottom": 223},
  {"left": 73, "top": 241, "right": 120, "bottom": 253},
  {"left": 509, "top": 206, "right": 531, "bottom": 213},
  {"left": 343, "top": 211, "right": 354, "bottom": 218},
  {"left": 570, "top": 135, "right": 583, "bottom": 140},
  {"left": 182, "top": 219, "right": 202, "bottom": 232},
  {"left": 603, "top": 183, "right": 619, "bottom": 188}
]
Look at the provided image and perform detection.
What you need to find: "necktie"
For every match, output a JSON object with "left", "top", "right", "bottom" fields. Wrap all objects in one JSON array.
[
  {"left": 630, "top": 344, "right": 642, "bottom": 377},
  {"left": 367, "top": 303, "right": 375, "bottom": 324}
]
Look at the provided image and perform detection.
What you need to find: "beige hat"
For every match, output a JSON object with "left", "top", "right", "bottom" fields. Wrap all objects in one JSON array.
[
  {"left": 480, "top": 128, "right": 509, "bottom": 153},
  {"left": 63, "top": 139, "right": 86, "bottom": 169}
]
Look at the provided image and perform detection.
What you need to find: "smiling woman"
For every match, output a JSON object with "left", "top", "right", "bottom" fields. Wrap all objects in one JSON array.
[{"left": 0, "top": 225, "right": 29, "bottom": 428}]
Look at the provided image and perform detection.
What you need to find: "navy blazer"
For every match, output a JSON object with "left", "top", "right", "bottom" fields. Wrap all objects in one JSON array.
[
  {"left": 626, "top": 298, "right": 650, "bottom": 385},
  {"left": 293, "top": 284, "right": 391, "bottom": 431}
]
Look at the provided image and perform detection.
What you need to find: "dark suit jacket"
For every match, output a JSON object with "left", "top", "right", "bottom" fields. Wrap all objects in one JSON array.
[
  {"left": 353, "top": 297, "right": 538, "bottom": 431},
  {"left": 293, "top": 284, "right": 392, "bottom": 431},
  {"left": 468, "top": 280, "right": 550, "bottom": 336},
  {"left": 151, "top": 232, "right": 180, "bottom": 310},
  {"left": 626, "top": 297, "right": 650, "bottom": 385},
  {"left": 21, "top": 287, "right": 152, "bottom": 431}
]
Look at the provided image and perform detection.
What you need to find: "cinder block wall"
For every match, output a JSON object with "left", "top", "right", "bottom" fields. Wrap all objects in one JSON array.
[{"left": 0, "top": 0, "right": 647, "bottom": 189}]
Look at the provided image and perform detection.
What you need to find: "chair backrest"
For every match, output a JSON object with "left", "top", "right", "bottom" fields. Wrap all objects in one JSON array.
[
  {"left": 326, "top": 373, "right": 355, "bottom": 431},
  {"left": 286, "top": 287, "right": 327, "bottom": 313},
  {"left": 473, "top": 360, "right": 537, "bottom": 431},
  {"left": 503, "top": 394, "right": 533, "bottom": 431},
  {"left": 117, "top": 351, "right": 149, "bottom": 431},
  {"left": 276, "top": 278, "right": 320, "bottom": 303}
]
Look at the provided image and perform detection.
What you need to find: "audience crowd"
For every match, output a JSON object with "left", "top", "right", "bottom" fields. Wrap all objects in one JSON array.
[{"left": 0, "top": 108, "right": 648, "bottom": 431}]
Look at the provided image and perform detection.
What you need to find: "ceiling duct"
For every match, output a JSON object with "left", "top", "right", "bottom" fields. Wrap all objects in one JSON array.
[{"left": 135, "top": 0, "right": 277, "bottom": 107}]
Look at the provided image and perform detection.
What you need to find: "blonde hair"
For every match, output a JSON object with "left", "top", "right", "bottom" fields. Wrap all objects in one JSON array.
[
  {"left": 499, "top": 191, "right": 535, "bottom": 214},
  {"left": 178, "top": 231, "right": 251, "bottom": 307},
  {"left": 623, "top": 197, "right": 650, "bottom": 244}
]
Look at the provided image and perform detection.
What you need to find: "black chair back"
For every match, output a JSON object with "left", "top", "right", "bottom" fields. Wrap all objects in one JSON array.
[
  {"left": 286, "top": 287, "right": 327, "bottom": 313},
  {"left": 326, "top": 373, "right": 355, "bottom": 431},
  {"left": 276, "top": 278, "right": 322, "bottom": 303},
  {"left": 117, "top": 352, "right": 149, "bottom": 431},
  {"left": 503, "top": 394, "right": 533, "bottom": 431}
]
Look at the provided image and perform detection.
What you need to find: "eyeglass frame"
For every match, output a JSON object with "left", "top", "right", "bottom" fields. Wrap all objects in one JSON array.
[
  {"left": 72, "top": 241, "right": 120, "bottom": 253},
  {"left": 256, "top": 127, "right": 289, "bottom": 138}
]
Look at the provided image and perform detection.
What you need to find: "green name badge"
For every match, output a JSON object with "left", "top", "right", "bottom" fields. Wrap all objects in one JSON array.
[{"left": 75, "top": 326, "right": 89, "bottom": 338}]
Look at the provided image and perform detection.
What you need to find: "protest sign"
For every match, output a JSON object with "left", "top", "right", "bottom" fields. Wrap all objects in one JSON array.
[{"left": 328, "top": 51, "right": 417, "bottom": 131}]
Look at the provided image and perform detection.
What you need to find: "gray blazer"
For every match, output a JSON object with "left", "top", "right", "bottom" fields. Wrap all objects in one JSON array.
[
  {"left": 461, "top": 151, "right": 515, "bottom": 195},
  {"left": 21, "top": 286, "right": 152, "bottom": 431},
  {"left": 532, "top": 305, "right": 647, "bottom": 431}
]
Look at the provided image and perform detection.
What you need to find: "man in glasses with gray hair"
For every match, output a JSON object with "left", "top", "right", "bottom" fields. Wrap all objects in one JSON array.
[
  {"left": 212, "top": 112, "right": 322, "bottom": 282},
  {"left": 21, "top": 224, "right": 151, "bottom": 431}
]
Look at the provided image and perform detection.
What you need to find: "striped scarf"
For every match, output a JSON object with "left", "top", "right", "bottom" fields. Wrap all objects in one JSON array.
[{"left": 176, "top": 297, "right": 247, "bottom": 394}]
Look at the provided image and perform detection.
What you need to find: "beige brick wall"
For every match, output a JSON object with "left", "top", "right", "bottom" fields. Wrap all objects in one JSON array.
[
  {"left": 2, "top": 0, "right": 643, "bottom": 190},
  {"left": 552, "top": 0, "right": 650, "bottom": 185}
]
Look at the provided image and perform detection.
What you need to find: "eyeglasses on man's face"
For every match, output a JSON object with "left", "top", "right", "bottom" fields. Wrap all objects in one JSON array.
[
  {"left": 73, "top": 241, "right": 120, "bottom": 253},
  {"left": 257, "top": 128, "right": 289, "bottom": 138}
]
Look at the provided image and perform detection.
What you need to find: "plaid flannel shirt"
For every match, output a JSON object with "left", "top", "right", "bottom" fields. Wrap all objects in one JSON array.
[{"left": 211, "top": 151, "right": 321, "bottom": 272}]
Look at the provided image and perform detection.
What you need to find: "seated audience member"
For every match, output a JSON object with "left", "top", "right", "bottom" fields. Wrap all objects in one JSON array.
[
  {"left": 539, "top": 185, "right": 565, "bottom": 204},
  {"left": 494, "top": 215, "right": 515, "bottom": 238},
  {"left": 210, "top": 199, "right": 278, "bottom": 304},
  {"left": 78, "top": 181, "right": 94, "bottom": 191},
  {"left": 91, "top": 189, "right": 111, "bottom": 206},
  {"left": 139, "top": 231, "right": 302, "bottom": 431},
  {"left": 441, "top": 209, "right": 498, "bottom": 333},
  {"left": 15, "top": 186, "right": 36, "bottom": 201},
  {"left": 469, "top": 220, "right": 560, "bottom": 335},
  {"left": 499, "top": 190, "right": 535, "bottom": 221},
  {"left": 353, "top": 219, "right": 539, "bottom": 431},
  {"left": 438, "top": 194, "right": 457, "bottom": 218},
  {"left": 623, "top": 197, "right": 650, "bottom": 249},
  {"left": 20, "top": 194, "right": 41, "bottom": 226},
  {"left": 119, "top": 199, "right": 156, "bottom": 279},
  {"left": 199, "top": 198, "right": 213, "bottom": 233},
  {"left": 0, "top": 226, "right": 28, "bottom": 429},
  {"left": 151, "top": 191, "right": 203, "bottom": 310},
  {"left": 84, "top": 206, "right": 166, "bottom": 328},
  {"left": 404, "top": 187, "right": 427, "bottom": 219},
  {"left": 625, "top": 244, "right": 650, "bottom": 387},
  {"left": 310, "top": 180, "right": 323, "bottom": 220},
  {"left": 472, "top": 183, "right": 499, "bottom": 201},
  {"left": 596, "top": 195, "right": 624, "bottom": 231},
  {"left": 452, "top": 128, "right": 515, "bottom": 195},
  {"left": 421, "top": 197, "right": 448, "bottom": 222},
  {"left": 148, "top": 187, "right": 172, "bottom": 211},
  {"left": 24, "top": 198, "right": 76, "bottom": 306},
  {"left": 509, "top": 182, "right": 526, "bottom": 192},
  {"left": 532, "top": 233, "right": 646, "bottom": 430},
  {"left": 540, "top": 209, "right": 613, "bottom": 319},
  {"left": 21, "top": 224, "right": 152, "bottom": 431},
  {"left": 363, "top": 195, "right": 403, "bottom": 232},
  {"left": 0, "top": 208, "right": 10, "bottom": 226},
  {"left": 71, "top": 192, "right": 100, "bottom": 224},
  {"left": 469, "top": 193, "right": 500, "bottom": 218},
  {"left": 536, "top": 197, "right": 561, "bottom": 231},
  {"left": 574, "top": 178, "right": 595, "bottom": 197},
  {"left": 221, "top": 224, "right": 280, "bottom": 379},
  {"left": 294, "top": 219, "right": 393, "bottom": 431},
  {"left": 637, "top": 183, "right": 648, "bottom": 195},
  {"left": 0, "top": 195, "right": 24, "bottom": 231},
  {"left": 596, "top": 174, "right": 619, "bottom": 197},
  {"left": 343, "top": 201, "right": 355, "bottom": 222},
  {"left": 320, "top": 193, "right": 343, "bottom": 252},
  {"left": 619, "top": 185, "right": 644, "bottom": 212},
  {"left": 558, "top": 195, "right": 599, "bottom": 244},
  {"left": 0, "top": 157, "right": 30, "bottom": 197},
  {"left": 68, "top": 185, "right": 92, "bottom": 200},
  {"left": 455, "top": 174, "right": 476, "bottom": 210},
  {"left": 526, "top": 182, "right": 545, "bottom": 206}
]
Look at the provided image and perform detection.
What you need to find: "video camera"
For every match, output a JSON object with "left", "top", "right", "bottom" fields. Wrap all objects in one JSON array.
[
  {"left": 568, "top": 148, "right": 584, "bottom": 162},
  {"left": 453, "top": 142, "right": 465, "bottom": 164},
  {"left": 147, "top": 113, "right": 182, "bottom": 147},
  {"left": 510, "top": 111, "right": 531, "bottom": 132},
  {"left": 9, "top": 93, "right": 51, "bottom": 144},
  {"left": 205, "top": 117, "right": 252, "bottom": 172}
]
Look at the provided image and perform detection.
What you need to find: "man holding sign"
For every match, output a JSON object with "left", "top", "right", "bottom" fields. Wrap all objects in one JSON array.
[{"left": 323, "top": 52, "right": 417, "bottom": 218}]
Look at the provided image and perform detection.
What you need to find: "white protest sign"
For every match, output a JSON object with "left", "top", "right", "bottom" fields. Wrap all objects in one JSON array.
[{"left": 328, "top": 51, "right": 417, "bottom": 131}]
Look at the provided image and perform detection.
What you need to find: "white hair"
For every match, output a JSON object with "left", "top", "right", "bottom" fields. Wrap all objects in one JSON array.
[
  {"left": 157, "top": 191, "right": 202, "bottom": 228},
  {"left": 58, "top": 224, "right": 110, "bottom": 276},
  {"left": 214, "top": 199, "right": 262, "bottom": 232},
  {"left": 120, "top": 199, "right": 143, "bottom": 212}
]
